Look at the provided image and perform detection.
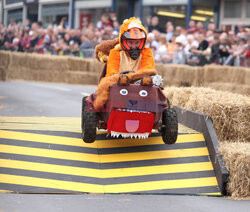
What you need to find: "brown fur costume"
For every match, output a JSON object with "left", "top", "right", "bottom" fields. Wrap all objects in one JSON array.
[
  {"left": 94, "top": 69, "right": 157, "bottom": 110},
  {"left": 94, "top": 38, "right": 119, "bottom": 63}
]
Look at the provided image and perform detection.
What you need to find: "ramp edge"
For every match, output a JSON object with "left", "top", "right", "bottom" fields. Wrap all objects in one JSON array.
[{"left": 173, "top": 106, "right": 229, "bottom": 195}]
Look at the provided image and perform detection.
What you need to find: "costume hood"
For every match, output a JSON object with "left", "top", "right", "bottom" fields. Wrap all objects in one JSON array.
[{"left": 119, "top": 17, "right": 148, "bottom": 48}]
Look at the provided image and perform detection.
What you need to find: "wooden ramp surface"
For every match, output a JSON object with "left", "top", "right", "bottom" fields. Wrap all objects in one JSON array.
[{"left": 0, "top": 117, "right": 221, "bottom": 196}]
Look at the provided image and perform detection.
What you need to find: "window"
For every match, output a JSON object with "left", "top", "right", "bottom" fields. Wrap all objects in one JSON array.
[
  {"left": 247, "top": 0, "right": 250, "bottom": 17},
  {"left": 224, "top": 0, "right": 242, "bottom": 18},
  {"left": 6, "top": 0, "right": 23, "bottom": 5}
]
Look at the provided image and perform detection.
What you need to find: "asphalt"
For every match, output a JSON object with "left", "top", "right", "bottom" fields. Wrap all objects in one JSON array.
[{"left": 0, "top": 193, "right": 250, "bottom": 212}]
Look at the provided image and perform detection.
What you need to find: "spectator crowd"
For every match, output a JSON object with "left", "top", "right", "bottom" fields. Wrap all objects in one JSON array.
[{"left": 0, "top": 13, "right": 250, "bottom": 67}]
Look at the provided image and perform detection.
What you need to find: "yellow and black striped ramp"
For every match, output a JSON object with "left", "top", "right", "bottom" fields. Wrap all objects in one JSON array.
[{"left": 0, "top": 117, "right": 221, "bottom": 196}]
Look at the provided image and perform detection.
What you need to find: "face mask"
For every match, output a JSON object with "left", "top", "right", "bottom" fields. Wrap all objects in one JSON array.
[{"left": 127, "top": 48, "right": 140, "bottom": 60}]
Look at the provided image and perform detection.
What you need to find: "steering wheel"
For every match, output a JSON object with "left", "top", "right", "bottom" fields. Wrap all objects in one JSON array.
[{"left": 119, "top": 70, "right": 135, "bottom": 75}]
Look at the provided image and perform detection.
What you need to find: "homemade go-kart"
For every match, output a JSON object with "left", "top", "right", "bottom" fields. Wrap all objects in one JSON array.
[{"left": 81, "top": 67, "right": 178, "bottom": 145}]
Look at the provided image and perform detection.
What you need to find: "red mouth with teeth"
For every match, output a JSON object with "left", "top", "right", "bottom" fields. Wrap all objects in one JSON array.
[{"left": 107, "top": 110, "right": 155, "bottom": 137}]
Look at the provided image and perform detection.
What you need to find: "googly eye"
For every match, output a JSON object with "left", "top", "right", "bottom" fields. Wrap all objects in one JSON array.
[
  {"left": 139, "top": 90, "right": 148, "bottom": 97},
  {"left": 120, "top": 89, "right": 128, "bottom": 95}
]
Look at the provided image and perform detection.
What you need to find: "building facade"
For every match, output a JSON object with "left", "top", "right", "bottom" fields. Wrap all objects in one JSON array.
[
  {"left": 1, "top": 0, "right": 250, "bottom": 30},
  {"left": 220, "top": 0, "right": 250, "bottom": 30}
]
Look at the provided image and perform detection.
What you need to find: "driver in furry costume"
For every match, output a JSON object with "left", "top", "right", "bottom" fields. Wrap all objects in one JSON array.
[{"left": 94, "top": 17, "right": 157, "bottom": 110}]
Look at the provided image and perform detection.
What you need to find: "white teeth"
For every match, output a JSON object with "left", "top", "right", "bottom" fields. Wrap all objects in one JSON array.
[
  {"left": 110, "top": 131, "right": 149, "bottom": 139},
  {"left": 115, "top": 109, "right": 151, "bottom": 114}
]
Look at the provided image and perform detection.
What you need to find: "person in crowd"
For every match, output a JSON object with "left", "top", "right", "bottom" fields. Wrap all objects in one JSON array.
[
  {"left": 24, "top": 19, "right": 31, "bottom": 31},
  {"left": 184, "top": 34, "right": 198, "bottom": 59},
  {"left": 196, "top": 22, "right": 206, "bottom": 35},
  {"left": 219, "top": 34, "right": 231, "bottom": 65},
  {"left": 19, "top": 30, "right": 31, "bottom": 52},
  {"left": 226, "top": 37, "right": 247, "bottom": 66},
  {"left": 189, "top": 33, "right": 209, "bottom": 65},
  {"left": 34, "top": 29, "right": 48, "bottom": 54},
  {"left": 0, "top": 32, "right": 5, "bottom": 50},
  {"left": 155, "top": 33, "right": 171, "bottom": 64},
  {"left": 187, "top": 20, "right": 197, "bottom": 34},
  {"left": 207, "top": 22, "right": 216, "bottom": 33},
  {"left": 202, "top": 36, "right": 213, "bottom": 62},
  {"left": 145, "top": 16, "right": 151, "bottom": 32},
  {"left": 220, "top": 25, "right": 227, "bottom": 34},
  {"left": 209, "top": 35, "right": 221, "bottom": 64},
  {"left": 146, "top": 32, "right": 159, "bottom": 54},
  {"left": 173, "top": 36, "right": 185, "bottom": 64},
  {"left": 166, "top": 24, "right": 174, "bottom": 42},
  {"left": 3, "top": 30, "right": 14, "bottom": 50},
  {"left": 148, "top": 16, "right": 164, "bottom": 33},
  {"left": 109, "top": 11, "right": 117, "bottom": 27},
  {"left": 186, "top": 44, "right": 201, "bottom": 66},
  {"left": 175, "top": 26, "right": 187, "bottom": 46},
  {"left": 167, "top": 33, "right": 178, "bottom": 63},
  {"left": 112, "top": 21, "right": 120, "bottom": 33},
  {"left": 79, "top": 34, "right": 95, "bottom": 58},
  {"left": 97, "top": 14, "right": 113, "bottom": 30},
  {"left": 245, "top": 34, "right": 250, "bottom": 67}
]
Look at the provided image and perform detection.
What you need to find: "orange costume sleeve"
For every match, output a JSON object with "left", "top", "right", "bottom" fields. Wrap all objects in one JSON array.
[
  {"left": 140, "top": 47, "right": 155, "bottom": 70},
  {"left": 106, "top": 49, "right": 120, "bottom": 77}
]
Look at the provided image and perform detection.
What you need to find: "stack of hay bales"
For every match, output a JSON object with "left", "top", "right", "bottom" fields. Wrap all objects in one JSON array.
[
  {"left": 0, "top": 51, "right": 10, "bottom": 80},
  {"left": 67, "top": 57, "right": 103, "bottom": 84},
  {"left": 203, "top": 65, "right": 250, "bottom": 96},
  {"left": 157, "top": 64, "right": 250, "bottom": 96},
  {"left": 163, "top": 86, "right": 250, "bottom": 198},
  {"left": 156, "top": 64, "right": 204, "bottom": 87},
  {"left": 0, "top": 51, "right": 103, "bottom": 84}
]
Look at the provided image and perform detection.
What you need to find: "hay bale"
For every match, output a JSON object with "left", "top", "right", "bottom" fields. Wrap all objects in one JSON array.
[
  {"left": 156, "top": 64, "right": 195, "bottom": 86},
  {"left": 0, "top": 68, "right": 6, "bottom": 81},
  {"left": 164, "top": 86, "right": 250, "bottom": 142},
  {"left": 203, "top": 65, "right": 248, "bottom": 85},
  {"left": 205, "top": 82, "right": 250, "bottom": 96},
  {"left": 0, "top": 51, "right": 10, "bottom": 69},
  {"left": 68, "top": 57, "right": 90, "bottom": 72},
  {"left": 219, "top": 141, "right": 250, "bottom": 199},
  {"left": 88, "top": 59, "right": 105, "bottom": 74}
]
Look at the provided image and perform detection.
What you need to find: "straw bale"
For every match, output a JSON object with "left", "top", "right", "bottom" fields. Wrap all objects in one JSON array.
[
  {"left": 205, "top": 82, "right": 250, "bottom": 96},
  {"left": 67, "top": 57, "right": 90, "bottom": 72},
  {"left": 66, "top": 71, "right": 99, "bottom": 85},
  {"left": 16, "top": 53, "right": 69, "bottom": 72},
  {"left": 219, "top": 141, "right": 250, "bottom": 198},
  {"left": 88, "top": 59, "right": 105, "bottom": 74},
  {"left": 203, "top": 65, "right": 248, "bottom": 85},
  {"left": 164, "top": 86, "right": 250, "bottom": 142},
  {"left": 0, "top": 51, "right": 10, "bottom": 68},
  {"left": 245, "top": 69, "right": 250, "bottom": 85},
  {"left": 0, "top": 68, "right": 6, "bottom": 81},
  {"left": 8, "top": 52, "right": 28, "bottom": 68},
  {"left": 156, "top": 64, "right": 205, "bottom": 87}
]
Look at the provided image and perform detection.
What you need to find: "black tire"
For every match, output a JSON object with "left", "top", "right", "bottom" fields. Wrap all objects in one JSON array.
[
  {"left": 81, "top": 96, "right": 96, "bottom": 143},
  {"left": 161, "top": 108, "right": 178, "bottom": 145}
]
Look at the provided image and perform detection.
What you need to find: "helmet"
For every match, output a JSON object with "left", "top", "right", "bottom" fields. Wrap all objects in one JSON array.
[{"left": 121, "top": 27, "right": 146, "bottom": 60}]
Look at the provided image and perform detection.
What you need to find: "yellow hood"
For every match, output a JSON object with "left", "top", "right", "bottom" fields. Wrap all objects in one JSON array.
[{"left": 119, "top": 17, "right": 147, "bottom": 46}]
